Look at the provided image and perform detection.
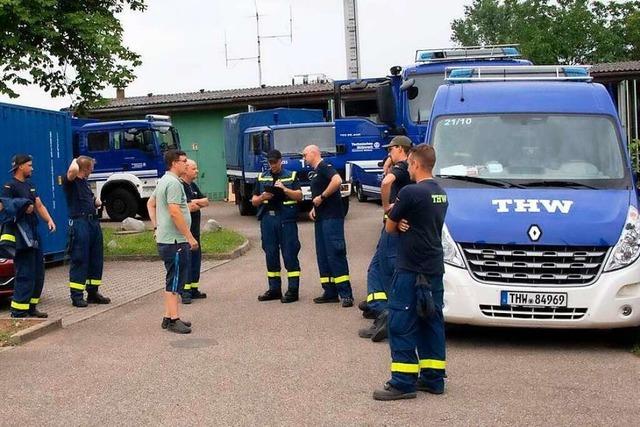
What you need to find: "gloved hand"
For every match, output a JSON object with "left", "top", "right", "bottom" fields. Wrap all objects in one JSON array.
[{"left": 415, "top": 274, "right": 436, "bottom": 319}]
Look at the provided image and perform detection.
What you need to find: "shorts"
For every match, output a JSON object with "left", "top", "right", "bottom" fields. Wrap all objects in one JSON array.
[{"left": 157, "top": 242, "right": 191, "bottom": 293}]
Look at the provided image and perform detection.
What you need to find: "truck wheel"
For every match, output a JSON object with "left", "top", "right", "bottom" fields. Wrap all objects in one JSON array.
[
  {"left": 238, "top": 195, "right": 257, "bottom": 216},
  {"left": 356, "top": 184, "right": 368, "bottom": 202},
  {"left": 106, "top": 188, "right": 139, "bottom": 222},
  {"left": 342, "top": 196, "right": 350, "bottom": 216}
]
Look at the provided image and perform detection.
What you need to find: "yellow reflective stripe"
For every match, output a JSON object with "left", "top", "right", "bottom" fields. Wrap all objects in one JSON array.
[
  {"left": 183, "top": 283, "right": 192, "bottom": 290},
  {"left": 283, "top": 201, "right": 297, "bottom": 205},
  {"left": 267, "top": 271, "right": 281, "bottom": 278},
  {"left": 262, "top": 200, "right": 269, "bottom": 204},
  {"left": 278, "top": 177, "right": 295, "bottom": 182},
  {"left": 366, "top": 292, "right": 387, "bottom": 302},
  {"left": 419, "top": 359, "right": 447, "bottom": 370},
  {"left": 1, "top": 234, "right": 16, "bottom": 242},
  {"left": 69, "top": 282, "right": 86, "bottom": 290},
  {"left": 287, "top": 271, "right": 301, "bottom": 278},
  {"left": 191, "top": 282, "right": 199, "bottom": 289},
  {"left": 391, "top": 362, "right": 420, "bottom": 374},
  {"left": 334, "top": 275, "right": 350, "bottom": 284},
  {"left": 320, "top": 277, "right": 331, "bottom": 284},
  {"left": 87, "top": 279, "right": 102, "bottom": 286},
  {"left": 11, "top": 301, "right": 30, "bottom": 311},
  {"left": 30, "top": 298, "right": 40, "bottom": 304}
]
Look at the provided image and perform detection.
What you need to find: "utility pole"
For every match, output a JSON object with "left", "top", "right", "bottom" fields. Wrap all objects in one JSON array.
[
  {"left": 225, "top": 1, "right": 293, "bottom": 87},
  {"left": 343, "top": 0, "right": 361, "bottom": 79}
]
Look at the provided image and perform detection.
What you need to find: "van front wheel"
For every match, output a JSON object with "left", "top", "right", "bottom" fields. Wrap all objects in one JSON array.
[{"left": 105, "top": 188, "right": 139, "bottom": 222}]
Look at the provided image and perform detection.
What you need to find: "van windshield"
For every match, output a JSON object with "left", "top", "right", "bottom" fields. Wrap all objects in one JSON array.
[
  {"left": 154, "top": 127, "right": 179, "bottom": 151},
  {"left": 273, "top": 126, "right": 336, "bottom": 155},
  {"left": 432, "top": 115, "right": 628, "bottom": 188},
  {"left": 407, "top": 74, "right": 444, "bottom": 123}
]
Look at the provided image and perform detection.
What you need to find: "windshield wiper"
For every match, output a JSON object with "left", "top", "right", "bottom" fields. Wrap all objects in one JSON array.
[
  {"left": 519, "top": 180, "right": 598, "bottom": 189},
  {"left": 438, "top": 175, "right": 525, "bottom": 189}
]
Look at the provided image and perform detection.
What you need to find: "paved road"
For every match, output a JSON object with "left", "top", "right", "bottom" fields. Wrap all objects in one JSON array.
[{"left": 1, "top": 200, "right": 639, "bottom": 426}]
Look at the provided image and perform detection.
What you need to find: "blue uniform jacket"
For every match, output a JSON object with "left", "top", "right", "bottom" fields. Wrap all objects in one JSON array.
[
  {"left": 0, "top": 197, "right": 38, "bottom": 252},
  {"left": 254, "top": 169, "right": 300, "bottom": 222}
]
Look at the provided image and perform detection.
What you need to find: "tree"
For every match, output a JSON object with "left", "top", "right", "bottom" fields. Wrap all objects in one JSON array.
[
  {"left": 0, "top": 0, "right": 146, "bottom": 108},
  {"left": 451, "top": 0, "right": 640, "bottom": 65}
]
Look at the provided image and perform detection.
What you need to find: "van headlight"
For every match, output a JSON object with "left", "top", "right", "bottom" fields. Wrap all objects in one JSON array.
[
  {"left": 443, "top": 224, "right": 465, "bottom": 268},
  {"left": 604, "top": 205, "right": 640, "bottom": 272}
]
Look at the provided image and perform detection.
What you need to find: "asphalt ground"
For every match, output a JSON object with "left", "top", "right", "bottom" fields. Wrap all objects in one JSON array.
[{"left": 1, "top": 199, "right": 639, "bottom": 426}]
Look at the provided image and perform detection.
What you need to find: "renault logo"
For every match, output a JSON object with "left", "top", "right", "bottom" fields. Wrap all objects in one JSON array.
[{"left": 528, "top": 224, "right": 542, "bottom": 242}]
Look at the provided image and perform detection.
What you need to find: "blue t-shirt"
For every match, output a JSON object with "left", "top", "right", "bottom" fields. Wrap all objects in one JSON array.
[
  {"left": 388, "top": 179, "right": 448, "bottom": 275},
  {"left": 311, "top": 161, "right": 343, "bottom": 220},
  {"left": 389, "top": 160, "right": 411, "bottom": 203},
  {"left": 2, "top": 177, "right": 38, "bottom": 228},
  {"left": 62, "top": 176, "right": 96, "bottom": 217}
]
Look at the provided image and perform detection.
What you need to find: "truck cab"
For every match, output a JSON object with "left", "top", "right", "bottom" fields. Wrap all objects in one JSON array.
[
  {"left": 428, "top": 65, "right": 640, "bottom": 330},
  {"left": 74, "top": 114, "right": 180, "bottom": 221}
]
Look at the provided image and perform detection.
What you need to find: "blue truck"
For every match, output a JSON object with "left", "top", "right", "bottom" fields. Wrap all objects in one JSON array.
[
  {"left": 225, "top": 108, "right": 387, "bottom": 216},
  {"left": 344, "top": 45, "right": 531, "bottom": 201},
  {"left": 427, "top": 65, "right": 640, "bottom": 330}
]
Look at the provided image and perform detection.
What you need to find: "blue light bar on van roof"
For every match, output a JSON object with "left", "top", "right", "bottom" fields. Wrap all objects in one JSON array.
[
  {"left": 445, "top": 65, "right": 592, "bottom": 83},
  {"left": 415, "top": 45, "right": 521, "bottom": 63}
]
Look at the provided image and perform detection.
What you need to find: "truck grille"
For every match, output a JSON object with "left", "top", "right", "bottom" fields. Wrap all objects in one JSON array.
[
  {"left": 460, "top": 243, "right": 609, "bottom": 286},
  {"left": 480, "top": 305, "right": 588, "bottom": 320}
]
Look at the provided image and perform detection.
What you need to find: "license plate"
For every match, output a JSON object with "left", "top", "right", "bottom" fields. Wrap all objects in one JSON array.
[{"left": 500, "top": 291, "right": 568, "bottom": 308}]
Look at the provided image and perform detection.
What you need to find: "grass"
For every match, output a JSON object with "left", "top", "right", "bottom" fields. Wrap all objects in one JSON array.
[
  {"left": 102, "top": 228, "right": 245, "bottom": 257},
  {"left": 0, "top": 319, "right": 39, "bottom": 347}
]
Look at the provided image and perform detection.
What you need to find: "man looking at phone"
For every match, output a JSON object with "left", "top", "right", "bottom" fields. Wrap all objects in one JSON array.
[{"left": 251, "top": 149, "right": 303, "bottom": 303}]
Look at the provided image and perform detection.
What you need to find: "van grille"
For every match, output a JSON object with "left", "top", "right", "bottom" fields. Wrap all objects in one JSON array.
[
  {"left": 480, "top": 305, "right": 588, "bottom": 320},
  {"left": 460, "top": 243, "right": 609, "bottom": 286}
]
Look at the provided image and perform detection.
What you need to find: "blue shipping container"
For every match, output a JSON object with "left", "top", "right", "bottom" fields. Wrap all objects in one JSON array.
[{"left": 0, "top": 102, "right": 72, "bottom": 261}]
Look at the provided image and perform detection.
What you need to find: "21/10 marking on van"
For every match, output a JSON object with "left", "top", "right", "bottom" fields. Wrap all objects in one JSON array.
[
  {"left": 501, "top": 291, "right": 568, "bottom": 308},
  {"left": 442, "top": 118, "right": 473, "bottom": 126}
]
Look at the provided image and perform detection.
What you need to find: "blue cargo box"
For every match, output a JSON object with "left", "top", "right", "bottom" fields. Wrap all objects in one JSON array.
[{"left": 0, "top": 102, "right": 72, "bottom": 262}]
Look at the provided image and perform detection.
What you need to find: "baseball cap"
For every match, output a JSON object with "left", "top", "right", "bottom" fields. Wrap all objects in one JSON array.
[
  {"left": 267, "top": 149, "right": 282, "bottom": 161},
  {"left": 382, "top": 135, "right": 412, "bottom": 149},
  {"left": 10, "top": 154, "right": 33, "bottom": 173}
]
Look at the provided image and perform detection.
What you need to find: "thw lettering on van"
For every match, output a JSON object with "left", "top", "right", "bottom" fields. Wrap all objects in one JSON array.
[{"left": 492, "top": 199, "right": 574, "bottom": 214}]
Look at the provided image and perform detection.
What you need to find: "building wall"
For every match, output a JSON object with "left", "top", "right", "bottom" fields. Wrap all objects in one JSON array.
[{"left": 172, "top": 108, "right": 243, "bottom": 200}]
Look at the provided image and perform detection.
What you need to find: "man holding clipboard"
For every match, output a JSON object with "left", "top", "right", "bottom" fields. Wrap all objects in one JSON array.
[{"left": 251, "top": 150, "right": 303, "bottom": 303}]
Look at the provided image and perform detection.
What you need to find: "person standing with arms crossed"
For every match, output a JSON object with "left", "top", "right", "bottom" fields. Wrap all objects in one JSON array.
[
  {"left": 180, "top": 159, "right": 209, "bottom": 303},
  {"left": 302, "top": 145, "right": 354, "bottom": 307},
  {"left": 147, "top": 150, "right": 198, "bottom": 334},
  {"left": 3, "top": 154, "right": 56, "bottom": 318},
  {"left": 373, "top": 144, "right": 449, "bottom": 401}
]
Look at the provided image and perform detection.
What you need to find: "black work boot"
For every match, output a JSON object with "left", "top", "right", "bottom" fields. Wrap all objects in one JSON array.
[
  {"left": 28, "top": 308, "right": 48, "bottom": 318},
  {"left": 313, "top": 294, "right": 340, "bottom": 304},
  {"left": 341, "top": 297, "right": 354, "bottom": 308},
  {"left": 416, "top": 379, "right": 445, "bottom": 395},
  {"left": 191, "top": 289, "right": 207, "bottom": 299},
  {"left": 181, "top": 292, "right": 192, "bottom": 305},
  {"left": 358, "top": 300, "right": 368, "bottom": 311},
  {"left": 161, "top": 317, "right": 191, "bottom": 329},
  {"left": 358, "top": 323, "right": 376, "bottom": 339},
  {"left": 258, "top": 289, "right": 282, "bottom": 302},
  {"left": 10, "top": 310, "right": 28, "bottom": 318},
  {"left": 71, "top": 293, "right": 88, "bottom": 308},
  {"left": 167, "top": 319, "right": 191, "bottom": 334},
  {"left": 371, "top": 310, "right": 389, "bottom": 342},
  {"left": 373, "top": 383, "right": 417, "bottom": 401},
  {"left": 280, "top": 288, "right": 299, "bottom": 303},
  {"left": 87, "top": 291, "right": 111, "bottom": 304}
]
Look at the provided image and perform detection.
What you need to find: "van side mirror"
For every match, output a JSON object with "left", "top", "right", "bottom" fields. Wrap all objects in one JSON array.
[{"left": 376, "top": 83, "right": 396, "bottom": 125}]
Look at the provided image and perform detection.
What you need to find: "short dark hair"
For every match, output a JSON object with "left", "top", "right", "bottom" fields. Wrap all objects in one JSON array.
[
  {"left": 164, "top": 149, "right": 186, "bottom": 170},
  {"left": 77, "top": 155, "right": 95, "bottom": 172},
  {"left": 409, "top": 144, "right": 436, "bottom": 171}
]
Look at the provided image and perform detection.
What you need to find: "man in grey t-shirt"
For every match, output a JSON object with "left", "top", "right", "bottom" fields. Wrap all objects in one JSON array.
[{"left": 147, "top": 150, "right": 198, "bottom": 334}]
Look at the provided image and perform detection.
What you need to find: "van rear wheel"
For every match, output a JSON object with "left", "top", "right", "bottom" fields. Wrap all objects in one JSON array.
[
  {"left": 355, "top": 184, "right": 368, "bottom": 202},
  {"left": 106, "top": 188, "right": 139, "bottom": 222}
]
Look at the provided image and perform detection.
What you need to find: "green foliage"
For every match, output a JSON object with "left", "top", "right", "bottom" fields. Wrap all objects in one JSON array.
[
  {"left": 630, "top": 139, "right": 640, "bottom": 174},
  {"left": 451, "top": 0, "right": 640, "bottom": 65},
  {"left": 0, "top": 0, "right": 146, "bottom": 109}
]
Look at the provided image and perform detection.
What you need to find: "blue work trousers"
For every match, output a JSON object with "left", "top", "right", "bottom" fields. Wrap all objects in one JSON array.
[
  {"left": 314, "top": 218, "right": 353, "bottom": 299},
  {"left": 388, "top": 269, "right": 446, "bottom": 393},
  {"left": 68, "top": 218, "right": 104, "bottom": 297},
  {"left": 366, "top": 227, "right": 398, "bottom": 315},
  {"left": 260, "top": 212, "right": 301, "bottom": 291},
  {"left": 10, "top": 245, "right": 44, "bottom": 314},
  {"left": 185, "top": 232, "right": 201, "bottom": 292}
]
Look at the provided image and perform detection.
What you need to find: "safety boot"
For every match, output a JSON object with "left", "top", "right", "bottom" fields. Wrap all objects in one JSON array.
[
  {"left": 258, "top": 289, "right": 282, "bottom": 301},
  {"left": 358, "top": 300, "right": 368, "bottom": 311},
  {"left": 161, "top": 317, "right": 192, "bottom": 329},
  {"left": 341, "top": 297, "right": 354, "bottom": 308},
  {"left": 373, "top": 383, "right": 417, "bottom": 401},
  {"left": 312, "top": 294, "right": 340, "bottom": 304},
  {"left": 10, "top": 310, "right": 28, "bottom": 318},
  {"left": 371, "top": 310, "right": 389, "bottom": 342},
  {"left": 28, "top": 308, "right": 48, "bottom": 318},
  {"left": 87, "top": 291, "right": 111, "bottom": 304},
  {"left": 167, "top": 319, "right": 191, "bottom": 334},
  {"left": 181, "top": 292, "right": 192, "bottom": 304},
  {"left": 280, "top": 288, "right": 299, "bottom": 303},
  {"left": 71, "top": 296, "right": 88, "bottom": 308},
  {"left": 191, "top": 289, "right": 207, "bottom": 299},
  {"left": 416, "top": 379, "right": 444, "bottom": 395}
]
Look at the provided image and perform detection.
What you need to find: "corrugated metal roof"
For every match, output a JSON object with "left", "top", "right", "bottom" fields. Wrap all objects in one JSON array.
[
  {"left": 591, "top": 61, "right": 640, "bottom": 75},
  {"left": 90, "top": 82, "right": 334, "bottom": 111}
]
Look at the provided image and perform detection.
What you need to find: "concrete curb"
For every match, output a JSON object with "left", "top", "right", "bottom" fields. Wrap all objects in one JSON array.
[
  {"left": 103, "top": 238, "right": 251, "bottom": 262},
  {"left": 10, "top": 318, "right": 63, "bottom": 345}
]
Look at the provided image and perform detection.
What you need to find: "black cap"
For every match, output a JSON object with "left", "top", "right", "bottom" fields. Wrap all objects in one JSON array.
[
  {"left": 10, "top": 154, "right": 32, "bottom": 173},
  {"left": 267, "top": 149, "right": 282, "bottom": 161},
  {"left": 382, "top": 135, "right": 412, "bottom": 149}
]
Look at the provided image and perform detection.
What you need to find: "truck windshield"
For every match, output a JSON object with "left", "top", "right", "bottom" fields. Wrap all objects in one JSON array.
[
  {"left": 432, "top": 114, "right": 628, "bottom": 188},
  {"left": 154, "top": 127, "right": 179, "bottom": 151},
  {"left": 407, "top": 74, "right": 444, "bottom": 123},
  {"left": 273, "top": 126, "right": 336, "bottom": 155}
]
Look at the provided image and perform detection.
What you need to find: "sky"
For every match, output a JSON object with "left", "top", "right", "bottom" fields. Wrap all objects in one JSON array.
[{"left": 0, "top": 0, "right": 470, "bottom": 110}]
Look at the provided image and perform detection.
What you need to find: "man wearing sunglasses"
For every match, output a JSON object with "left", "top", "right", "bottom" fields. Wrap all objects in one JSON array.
[{"left": 252, "top": 149, "right": 303, "bottom": 303}]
